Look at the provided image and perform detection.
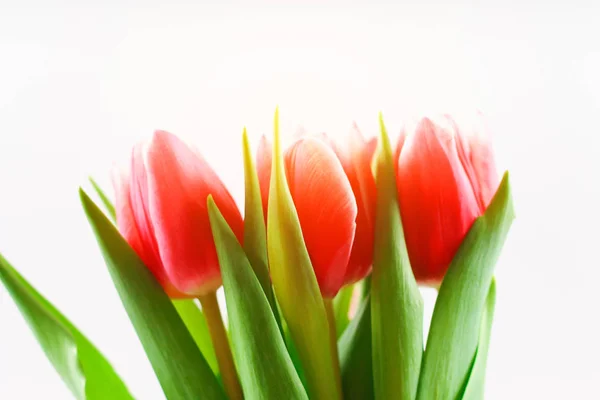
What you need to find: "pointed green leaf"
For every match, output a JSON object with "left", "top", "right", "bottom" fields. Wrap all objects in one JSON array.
[
  {"left": 333, "top": 284, "right": 354, "bottom": 338},
  {"left": 79, "top": 189, "right": 225, "bottom": 400},
  {"left": 266, "top": 109, "right": 342, "bottom": 400},
  {"left": 282, "top": 317, "right": 308, "bottom": 390},
  {"left": 207, "top": 196, "right": 308, "bottom": 400},
  {"left": 89, "top": 177, "right": 116, "bottom": 223},
  {"left": 461, "top": 279, "right": 497, "bottom": 400},
  {"left": 0, "top": 253, "right": 132, "bottom": 400},
  {"left": 371, "top": 115, "right": 423, "bottom": 400},
  {"left": 84, "top": 181, "right": 221, "bottom": 378},
  {"left": 173, "top": 300, "right": 219, "bottom": 374},
  {"left": 417, "top": 173, "right": 514, "bottom": 400},
  {"left": 241, "top": 128, "right": 282, "bottom": 333},
  {"left": 339, "top": 295, "right": 374, "bottom": 400}
]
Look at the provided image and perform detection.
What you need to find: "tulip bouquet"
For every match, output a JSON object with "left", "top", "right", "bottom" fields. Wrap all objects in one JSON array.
[{"left": 0, "top": 110, "right": 514, "bottom": 400}]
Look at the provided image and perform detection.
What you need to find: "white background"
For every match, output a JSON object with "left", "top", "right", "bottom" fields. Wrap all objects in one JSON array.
[{"left": 1, "top": 1, "right": 599, "bottom": 399}]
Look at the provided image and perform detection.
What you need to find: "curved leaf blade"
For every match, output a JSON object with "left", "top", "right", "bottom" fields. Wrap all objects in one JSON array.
[
  {"left": 371, "top": 115, "right": 423, "bottom": 400},
  {"left": 208, "top": 196, "right": 308, "bottom": 400},
  {"left": 0, "top": 253, "right": 132, "bottom": 400},
  {"left": 80, "top": 189, "right": 225, "bottom": 400},
  {"left": 173, "top": 300, "right": 219, "bottom": 374},
  {"left": 339, "top": 295, "right": 374, "bottom": 400},
  {"left": 417, "top": 173, "right": 514, "bottom": 400},
  {"left": 461, "top": 279, "right": 497, "bottom": 400}
]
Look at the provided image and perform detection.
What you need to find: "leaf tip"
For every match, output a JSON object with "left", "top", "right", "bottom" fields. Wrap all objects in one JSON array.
[
  {"left": 207, "top": 194, "right": 217, "bottom": 213},
  {"left": 492, "top": 171, "right": 515, "bottom": 222},
  {"left": 79, "top": 187, "right": 90, "bottom": 205}
]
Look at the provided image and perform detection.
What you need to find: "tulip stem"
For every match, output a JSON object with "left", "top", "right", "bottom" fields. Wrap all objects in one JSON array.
[
  {"left": 199, "top": 292, "right": 243, "bottom": 400},
  {"left": 324, "top": 297, "right": 342, "bottom": 395}
]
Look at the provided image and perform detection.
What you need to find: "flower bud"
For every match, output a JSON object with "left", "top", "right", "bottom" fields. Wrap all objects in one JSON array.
[
  {"left": 257, "top": 135, "right": 357, "bottom": 298},
  {"left": 113, "top": 130, "right": 243, "bottom": 297},
  {"left": 396, "top": 114, "right": 499, "bottom": 286}
]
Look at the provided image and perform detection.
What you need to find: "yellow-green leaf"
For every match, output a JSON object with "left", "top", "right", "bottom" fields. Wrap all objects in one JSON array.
[
  {"left": 241, "top": 128, "right": 282, "bottom": 333},
  {"left": 172, "top": 300, "right": 219, "bottom": 374},
  {"left": 266, "top": 109, "right": 341, "bottom": 400}
]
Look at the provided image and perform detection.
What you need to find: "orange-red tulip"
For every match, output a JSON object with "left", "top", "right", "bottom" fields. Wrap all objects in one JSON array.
[
  {"left": 258, "top": 131, "right": 375, "bottom": 298},
  {"left": 113, "top": 130, "right": 243, "bottom": 298},
  {"left": 395, "top": 115, "right": 499, "bottom": 286},
  {"left": 321, "top": 127, "right": 377, "bottom": 285}
]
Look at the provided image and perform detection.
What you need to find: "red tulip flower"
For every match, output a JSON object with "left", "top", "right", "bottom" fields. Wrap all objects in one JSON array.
[
  {"left": 257, "top": 129, "right": 376, "bottom": 298},
  {"left": 322, "top": 127, "right": 377, "bottom": 285},
  {"left": 113, "top": 130, "right": 244, "bottom": 298},
  {"left": 395, "top": 114, "right": 499, "bottom": 286}
]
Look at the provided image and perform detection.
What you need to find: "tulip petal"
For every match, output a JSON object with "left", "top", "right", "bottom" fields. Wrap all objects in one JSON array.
[
  {"left": 284, "top": 137, "right": 357, "bottom": 297},
  {"left": 329, "top": 126, "right": 377, "bottom": 285},
  {"left": 396, "top": 117, "right": 481, "bottom": 285},
  {"left": 113, "top": 157, "right": 188, "bottom": 298},
  {"left": 449, "top": 114, "right": 500, "bottom": 212},
  {"left": 144, "top": 130, "right": 243, "bottom": 296},
  {"left": 128, "top": 146, "right": 164, "bottom": 272}
]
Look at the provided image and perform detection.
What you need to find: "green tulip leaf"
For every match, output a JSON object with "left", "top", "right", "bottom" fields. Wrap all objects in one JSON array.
[
  {"left": 266, "top": 109, "right": 342, "bottom": 399},
  {"left": 79, "top": 189, "right": 225, "bottom": 400},
  {"left": 461, "top": 278, "right": 497, "bottom": 400},
  {"left": 89, "top": 177, "right": 116, "bottom": 223},
  {"left": 207, "top": 196, "right": 308, "bottom": 400},
  {"left": 417, "top": 172, "right": 514, "bottom": 400},
  {"left": 333, "top": 284, "right": 354, "bottom": 338},
  {"left": 241, "top": 128, "right": 282, "bottom": 333},
  {"left": 371, "top": 114, "right": 423, "bottom": 400},
  {"left": 85, "top": 180, "right": 220, "bottom": 376},
  {"left": 339, "top": 295, "right": 374, "bottom": 400},
  {"left": 172, "top": 300, "right": 219, "bottom": 374},
  {"left": 0, "top": 253, "right": 132, "bottom": 400},
  {"left": 281, "top": 317, "right": 308, "bottom": 390}
]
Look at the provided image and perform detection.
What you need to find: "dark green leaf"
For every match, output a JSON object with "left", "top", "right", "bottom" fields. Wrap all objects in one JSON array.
[
  {"left": 339, "top": 295, "right": 374, "bottom": 400},
  {"left": 172, "top": 300, "right": 218, "bottom": 374},
  {"left": 80, "top": 189, "right": 225, "bottom": 400},
  {"left": 0, "top": 253, "right": 132, "bottom": 400},
  {"left": 371, "top": 114, "right": 423, "bottom": 400},
  {"left": 417, "top": 173, "right": 514, "bottom": 400},
  {"left": 461, "top": 279, "right": 497, "bottom": 400},
  {"left": 208, "top": 196, "right": 308, "bottom": 400}
]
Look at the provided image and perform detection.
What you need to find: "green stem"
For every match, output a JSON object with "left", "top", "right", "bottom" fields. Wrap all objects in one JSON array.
[
  {"left": 199, "top": 292, "right": 243, "bottom": 400},
  {"left": 324, "top": 297, "right": 342, "bottom": 397}
]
